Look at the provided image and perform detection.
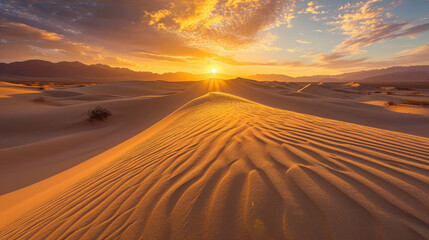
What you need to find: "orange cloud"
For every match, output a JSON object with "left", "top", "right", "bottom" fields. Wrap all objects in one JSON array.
[
  {"left": 143, "top": 0, "right": 298, "bottom": 50},
  {"left": 325, "top": 0, "right": 429, "bottom": 56},
  {"left": 132, "top": 50, "right": 189, "bottom": 63},
  {"left": 1, "top": 1, "right": 428, "bottom": 76},
  {"left": 93, "top": 56, "right": 140, "bottom": 67},
  {"left": 299, "top": 1, "right": 326, "bottom": 15},
  {"left": 301, "top": 43, "right": 429, "bottom": 70},
  {"left": 296, "top": 40, "right": 311, "bottom": 44},
  {"left": 398, "top": 44, "right": 429, "bottom": 57},
  {"left": 0, "top": 21, "right": 63, "bottom": 41}
]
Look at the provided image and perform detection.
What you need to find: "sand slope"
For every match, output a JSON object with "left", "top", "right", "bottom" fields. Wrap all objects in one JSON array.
[
  {"left": 1, "top": 92, "right": 428, "bottom": 240},
  {"left": 0, "top": 81, "right": 207, "bottom": 195},
  {"left": 219, "top": 79, "right": 429, "bottom": 137}
]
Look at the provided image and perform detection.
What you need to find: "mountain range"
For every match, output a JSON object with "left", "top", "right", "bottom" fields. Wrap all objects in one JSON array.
[
  {"left": 1, "top": 60, "right": 429, "bottom": 82},
  {"left": 249, "top": 65, "right": 429, "bottom": 82}
]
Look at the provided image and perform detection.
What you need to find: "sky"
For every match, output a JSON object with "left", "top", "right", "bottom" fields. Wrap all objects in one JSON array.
[{"left": 1, "top": 0, "right": 429, "bottom": 77}]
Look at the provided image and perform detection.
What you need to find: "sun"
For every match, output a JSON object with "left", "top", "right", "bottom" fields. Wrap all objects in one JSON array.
[{"left": 211, "top": 68, "right": 217, "bottom": 74}]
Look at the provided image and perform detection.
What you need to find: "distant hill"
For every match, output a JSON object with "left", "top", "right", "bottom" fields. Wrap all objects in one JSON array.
[
  {"left": 248, "top": 65, "right": 429, "bottom": 82},
  {"left": 358, "top": 70, "right": 429, "bottom": 82},
  {"left": 333, "top": 66, "right": 429, "bottom": 81},
  {"left": 0, "top": 60, "right": 232, "bottom": 82},
  {"left": 246, "top": 74, "right": 295, "bottom": 82},
  {"left": 1, "top": 59, "right": 428, "bottom": 83}
]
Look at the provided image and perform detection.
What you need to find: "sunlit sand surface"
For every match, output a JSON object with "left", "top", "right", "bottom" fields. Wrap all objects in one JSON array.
[{"left": 0, "top": 80, "right": 429, "bottom": 239}]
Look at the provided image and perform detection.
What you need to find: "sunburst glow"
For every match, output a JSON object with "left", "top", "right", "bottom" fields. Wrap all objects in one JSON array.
[
  {"left": 211, "top": 68, "right": 217, "bottom": 74},
  {"left": 0, "top": 1, "right": 428, "bottom": 76}
]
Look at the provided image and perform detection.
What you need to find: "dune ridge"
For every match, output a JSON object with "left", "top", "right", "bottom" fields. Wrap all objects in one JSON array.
[{"left": 1, "top": 92, "right": 428, "bottom": 240}]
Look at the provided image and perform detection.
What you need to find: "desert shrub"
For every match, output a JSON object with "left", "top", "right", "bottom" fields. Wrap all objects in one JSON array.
[
  {"left": 386, "top": 92, "right": 393, "bottom": 95},
  {"left": 39, "top": 86, "right": 53, "bottom": 90},
  {"left": 87, "top": 105, "right": 112, "bottom": 122},
  {"left": 385, "top": 101, "right": 397, "bottom": 106},
  {"left": 33, "top": 96, "right": 45, "bottom": 102},
  {"left": 403, "top": 100, "right": 429, "bottom": 106}
]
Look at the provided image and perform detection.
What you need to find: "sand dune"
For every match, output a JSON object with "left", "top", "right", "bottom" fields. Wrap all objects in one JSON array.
[
  {"left": 0, "top": 82, "right": 41, "bottom": 98},
  {"left": 1, "top": 91, "right": 428, "bottom": 240},
  {"left": 218, "top": 79, "right": 429, "bottom": 137},
  {"left": 0, "top": 81, "right": 204, "bottom": 195}
]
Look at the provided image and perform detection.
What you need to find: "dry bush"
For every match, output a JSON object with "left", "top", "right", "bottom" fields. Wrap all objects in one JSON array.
[
  {"left": 33, "top": 96, "right": 45, "bottom": 102},
  {"left": 39, "top": 86, "right": 53, "bottom": 90},
  {"left": 87, "top": 105, "right": 112, "bottom": 122},
  {"left": 385, "top": 101, "right": 397, "bottom": 106}
]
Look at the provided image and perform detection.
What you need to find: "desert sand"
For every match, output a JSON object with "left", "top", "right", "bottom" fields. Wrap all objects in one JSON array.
[{"left": 0, "top": 79, "right": 429, "bottom": 240}]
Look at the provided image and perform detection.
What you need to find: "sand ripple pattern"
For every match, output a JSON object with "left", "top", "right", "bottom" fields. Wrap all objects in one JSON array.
[{"left": 1, "top": 93, "right": 429, "bottom": 240}]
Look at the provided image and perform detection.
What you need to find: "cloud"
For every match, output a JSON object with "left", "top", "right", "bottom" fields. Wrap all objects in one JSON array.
[
  {"left": 338, "top": 2, "right": 365, "bottom": 11},
  {"left": 302, "top": 51, "right": 368, "bottom": 69},
  {"left": 398, "top": 44, "right": 429, "bottom": 57},
  {"left": 143, "top": 0, "right": 298, "bottom": 49},
  {"left": 296, "top": 40, "right": 311, "bottom": 44},
  {"left": 334, "top": 21, "right": 429, "bottom": 54},
  {"left": 0, "top": 21, "right": 63, "bottom": 41},
  {"left": 330, "top": 0, "right": 394, "bottom": 37},
  {"left": 131, "top": 48, "right": 305, "bottom": 67},
  {"left": 1, "top": 0, "right": 428, "bottom": 74},
  {"left": 366, "top": 44, "right": 429, "bottom": 67},
  {"left": 215, "top": 55, "right": 303, "bottom": 67},
  {"left": 298, "top": 1, "right": 326, "bottom": 15},
  {"left": 296, "top": 0, "right": 429, "bottom": 69},
  {"left": 327, "top": 0, "right": 429, "bottom": 55},
  {"left": 132, "top": 50, "right": 189, "bottom": 63},
  {"left": 393, "top": 44, "right": 429, "bottom": 64},
  {"left": 395, "top": 23, "right": 429, "bottom": 38},
  {"left": 0, "top": 0, "right": 301, "bottom": 68},
  {"left": 302, "top": 43, "right": 429, "bottom": 70},
  {"left": 0, "top": 19, "right": 142, "bottom": 67},
  {"left": 0, "top": 20, "right": 91, "bottom": 59},
  {"left": 93, "top": 56, "right": 141, "bottom": 67}
]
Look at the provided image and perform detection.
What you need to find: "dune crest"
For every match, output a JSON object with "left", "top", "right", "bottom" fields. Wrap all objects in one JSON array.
[{"left": 1, "top": 92, "right": 429, "bottom": 240}]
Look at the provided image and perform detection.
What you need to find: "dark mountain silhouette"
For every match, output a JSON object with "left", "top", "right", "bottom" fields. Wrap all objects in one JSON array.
[
  {"left": 0, "top": 60, "right": 232, "bottom": 82},
  {"left": 1, "top": 59, "right": 428, "bottom": 82},
  {"left": 358, "top": 70, "right": 429, "bottom": 82},
  {"left": 333, "top": 66, "right": 429, "bottom": 81},
  {"left": 249, "top": 65, "right": 429, "bottom": 82},
  {"left": 245, "top": 74, "right": 296, "bottom": 82}
]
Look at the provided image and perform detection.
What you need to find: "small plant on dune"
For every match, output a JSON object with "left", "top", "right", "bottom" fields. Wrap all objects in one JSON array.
[
  {"left": 385, "top": 101, "right": 397, "bottom": 106},
  {"left": 39, "top": 85, "right": 53, "bottom": 90},
  {"left": 87, "top": 105, "right": 112, "bottom": 122},
  {"left": 33, "top": 96, "right": 45, "bottom": 102}
]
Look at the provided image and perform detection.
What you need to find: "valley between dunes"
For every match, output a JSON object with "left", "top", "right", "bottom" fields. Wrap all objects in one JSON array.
[{"left": 0, "top": 79, "right": 429, "bottom": 240}]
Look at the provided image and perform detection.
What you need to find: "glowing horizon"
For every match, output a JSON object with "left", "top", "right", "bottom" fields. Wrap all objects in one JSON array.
[{"left": 1, "top": 1, "right": 429, "bottom": 77}]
